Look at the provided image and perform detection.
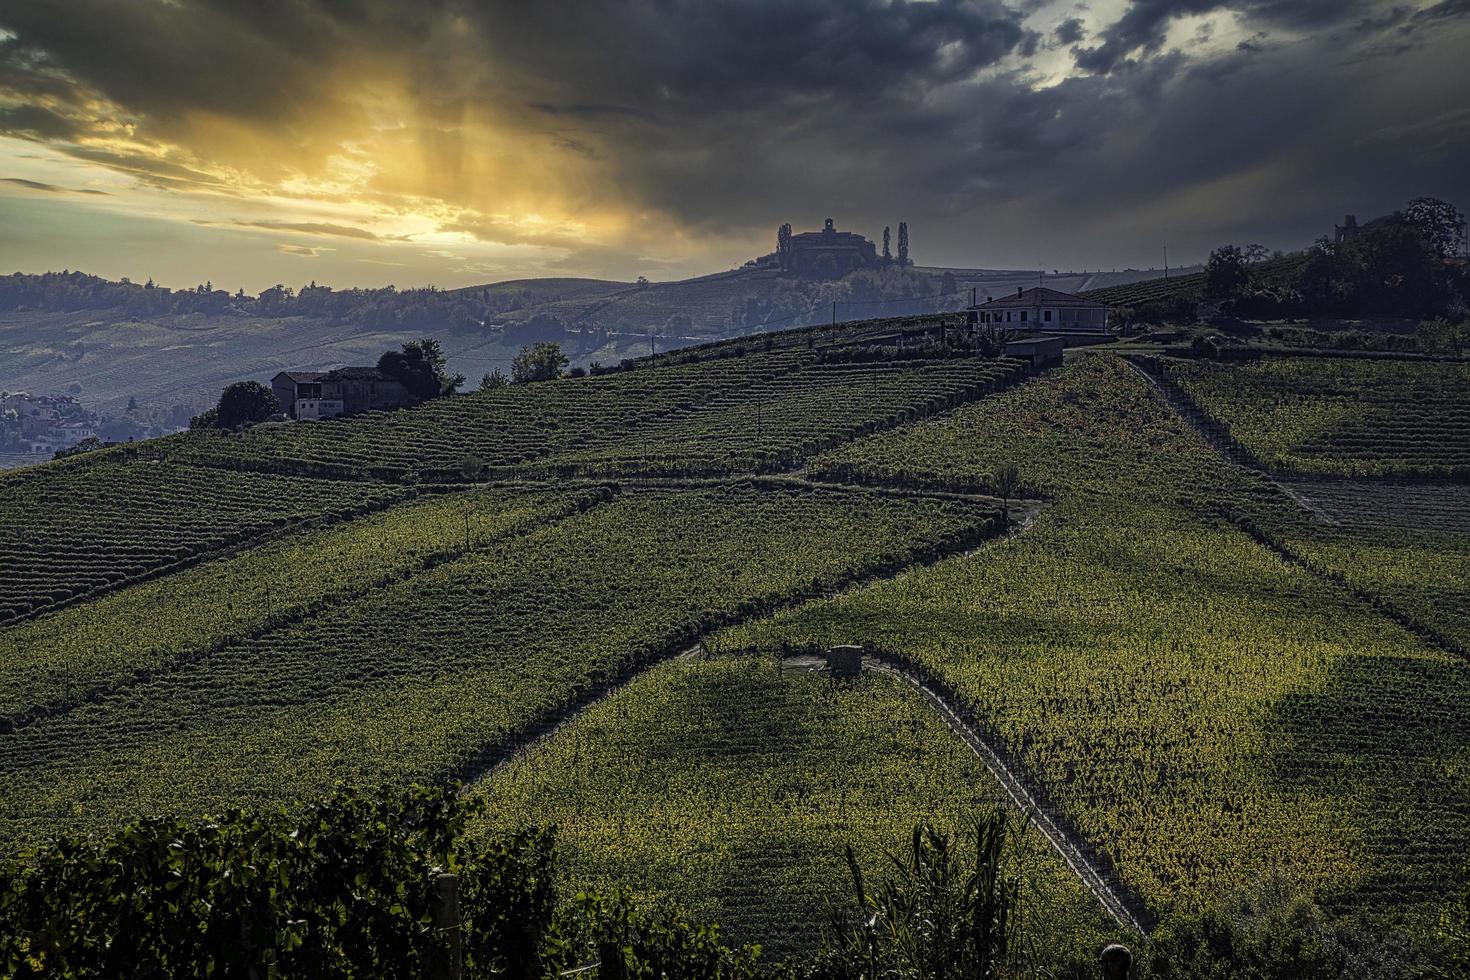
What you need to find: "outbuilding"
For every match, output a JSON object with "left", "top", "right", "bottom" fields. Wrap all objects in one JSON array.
[{"left": 1003, "top": 335, "right": 1065, "bottom": 369}]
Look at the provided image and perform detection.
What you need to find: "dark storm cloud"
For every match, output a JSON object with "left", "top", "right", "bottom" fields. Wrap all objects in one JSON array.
[
  {"left": 0, "top": 0, "right": 1467, "bottom": 272},
  {"left": 1073, "top": 0, "right": 1381, "bottom": 73},
  {"left": 1054, "top": 17, "right": 1088, "bottom": 44}
]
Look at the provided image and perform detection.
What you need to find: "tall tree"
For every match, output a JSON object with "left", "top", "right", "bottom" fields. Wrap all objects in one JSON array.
[
  {"left": 897, "top": 222, "right": 910, "bottom": 267},
  {"left": 1402, "top": 197, "right": 1466, "bottom": 257},
  {"left": 882, "top": 226, "right": 892, "bottom": 264},
  {"left": 213, "top": 381, "right": 279, "bottom": 429},
  {"left": 776, "top": 223, "right": 794, "bottom": 272}
]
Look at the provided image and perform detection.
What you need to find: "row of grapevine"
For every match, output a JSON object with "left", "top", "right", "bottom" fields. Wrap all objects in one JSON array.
[
  {"left": 472, "top": 656, "right": 1122, "bottom": 964},
  {"left": 1162, "top": 356, "right": 1470, "bottom": 479},
  {"left": 140, "top": 352, "right": 1024, "bottom": 483},
  {"left": 541, "top": 359, "right": 1025, "bottom": 478},
  {"left": 0, "top": 484, "right": 1001, "bottom": 851},
  {"left": 150, "top": 351, "right": 816, "bottom": 478},
  {"left": 0, "top": 460, "right": 407, "bottom": 623},
  {"left": 0, "top": 485, "right": 603, "bottom": 726}
]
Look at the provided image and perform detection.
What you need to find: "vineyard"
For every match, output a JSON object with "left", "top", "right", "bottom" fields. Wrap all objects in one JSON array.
[
  {"left": 720, "top": 357, "right": 1470, "bottom": 933},
  {"left": 1162, "top": 356, "right": 1470, "bottom": 479},
  {"left": 1077, "top": 253, "right": 1308, "bottom": 308},
  {"left": 0, "top": 484, "right": 1000, "bottom": 849},
  {"left": 0, "top": 485, "right": 599, "bottom": 726},
  {"left": 3, "top": 324, "right": 1469, "bottom": 967},
  {"left": 140, "top": 352, "right": 1021, "bottom": 481},
  {"left": 1079, "top": 271, "right": 1205, "bottom": 307},
  {"left": 0, "top": 460, "right": 406, "bottom": 623},
  {"left": 473, "top": 656, "right": 1121, "bottom": 963}
]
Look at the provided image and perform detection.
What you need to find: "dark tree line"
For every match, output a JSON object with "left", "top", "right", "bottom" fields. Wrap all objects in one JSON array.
[
  {"left": 0, "top": 271, "right": 492, "bottom": 333},
  {"left": 1200, "top": 197, "right": 1467, "bottom": 321}
]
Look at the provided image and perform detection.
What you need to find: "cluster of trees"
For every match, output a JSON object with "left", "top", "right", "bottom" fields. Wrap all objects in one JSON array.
[
  {"left": 1203, "top": 197, "right": 1467, "bottom": 321},
  {"left": 377, "top": 338, "right": 464, "bottom": 401},
  {"left": 191, "top": 339, "right": 462, "bottom": 431}
]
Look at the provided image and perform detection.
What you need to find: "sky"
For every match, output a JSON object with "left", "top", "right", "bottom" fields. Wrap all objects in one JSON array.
[{"left": 1, "top": 0, "right": 1468, "bottom": 292}]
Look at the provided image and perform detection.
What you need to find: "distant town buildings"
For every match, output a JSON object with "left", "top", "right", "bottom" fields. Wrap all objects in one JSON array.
[
  {"left": 271, "top": 367, "right": 413, "bottom": 420},
  {"left": 0, "top": 391, "right": 99, "bottom": 454}
]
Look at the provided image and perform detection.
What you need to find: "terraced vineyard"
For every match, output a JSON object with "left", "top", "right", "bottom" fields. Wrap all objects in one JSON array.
[
  {"left": 1077, "top": 253, "right": 1308, "bottom": 308},
  {"left": 546, "top": 358, "right": 1024, "bottom": 476},
  {"left": 0, "top": 460, "right": 407, "bottom": 623},
  {"left": 1163, "top": 356, "right": 1470, "bottom": 479},
  {"left": 0, "top": 485, "right": 601, "bottom": 726},
  {"left": 4, "top": 329, "right": 1469, "bottom": 967},
  {"left": 1273, "top": 523, "right": 1470, "bottom": 655},
  {"left": 726, "top": 356, "right": 1470, "bottom": 932},
  {"left": 1080, "top": 271, "right": 1205, "bottom": 307},
  {"left": 474, "top": 657, "right": 1122, "bottom": 964},
  {"left": 0, "top": 484, "right": 1000, "bottom": 849},
  {"left": 149, "top": 352, "right": 1023, "bottom": 481}
]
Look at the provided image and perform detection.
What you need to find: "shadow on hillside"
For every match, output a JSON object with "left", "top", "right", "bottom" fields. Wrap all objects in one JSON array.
[{"left": 1267, "top": 652, "right": 1470, "bottom": 916}]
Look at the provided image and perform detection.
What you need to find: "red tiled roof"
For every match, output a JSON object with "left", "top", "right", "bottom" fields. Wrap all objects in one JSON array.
[{"left": 975, "top": 287, "right": 1106, "bottom": 309}]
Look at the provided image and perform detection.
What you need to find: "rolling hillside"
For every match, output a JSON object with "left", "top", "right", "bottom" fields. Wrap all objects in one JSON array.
[
  {"left": 3, "top": 288, "right": 1465, "bottom": 969},
  {"left": 0, "top": 262, "right": 1197, "bottom": 427}
]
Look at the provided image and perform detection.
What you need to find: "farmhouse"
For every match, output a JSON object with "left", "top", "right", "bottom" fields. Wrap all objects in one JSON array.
[
  {"left": 789, "top": 219, "right": 879, "bottom": 278},
  {"left": 972, "top": 286, "right": 1108, "bottom": 332},
  {"left": 271, "top": 367, "right": 412, "bottom": 420}
]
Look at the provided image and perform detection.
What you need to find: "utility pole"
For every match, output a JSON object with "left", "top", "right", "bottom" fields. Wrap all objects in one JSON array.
[
  {"left": 1164, "top": 244, "right": 1169, "bottom": 279},
  {"left": 831, "top": 301, "right": 837, "bottom": 326}
]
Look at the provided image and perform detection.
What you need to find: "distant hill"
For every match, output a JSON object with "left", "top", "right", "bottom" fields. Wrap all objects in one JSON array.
[{"left": 0, "top": 262, "right": 1198, "bottom": 421}]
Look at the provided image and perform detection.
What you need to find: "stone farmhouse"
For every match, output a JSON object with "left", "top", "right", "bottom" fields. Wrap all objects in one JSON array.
[
  {"left": 271, "top": 367, "right": 412, "bottom": 420},
  {"left": 972, "top": 286, "right": 1108, "bottom": 332}
]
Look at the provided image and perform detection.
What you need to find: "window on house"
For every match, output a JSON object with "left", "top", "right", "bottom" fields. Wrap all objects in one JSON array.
[
  {"left": 1044, "top": 310, "right": 1053, "bottom": 322},
  {"left": 1020, "top": 311, "right": 1027, "bottom": 322}
]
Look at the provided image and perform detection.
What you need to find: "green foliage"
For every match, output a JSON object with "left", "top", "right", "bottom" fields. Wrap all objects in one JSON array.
[
  {"left": 1164, "top": 356, "right": 1470, "bottom": 479},
  {"left": 1145, "top": 884, "right": 1437, "bottom": 980},
  {"left": 1402, "top": 197, "right": 1466, "bottom": 258},
  {"left": 813, "top": 814, "right": 1022, "bottom": 980},
  {"left": 727, "top": 356, "right": 1470, "bottom": 931},
  {"left": 0, "top": 487, "right": 585, "bottom": 723},
  {"left": 378, "top": 338, "right": 464, "bottom": 400},
  {"left": 568, "top": 891, "right": 768, "bottom": 980},
  {"left": 216, "top": 380, "right": 280, "bottom": 429},
  {"left": 512, "top": 341, "right": 570, "bottom": 383},
  {"left": 149, "top": 350, "right": 1020, "bottom": 482},
  {"left": 1205, "top": 245, "right": 1248, "bottom": 300},
  {"left": 0, "top": 783, "right": 550, "bottom": 980},
  {"left": 0, "top": 486, "right": 998, "bottom": 850},
  {"left": 991, "top": 461, "right": 1019, "bottom": 518}
]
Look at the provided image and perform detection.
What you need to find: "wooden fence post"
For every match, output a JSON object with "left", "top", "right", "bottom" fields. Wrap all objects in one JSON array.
[{"left": 434, "top": 872, "right": 463, "bottom": 980}]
